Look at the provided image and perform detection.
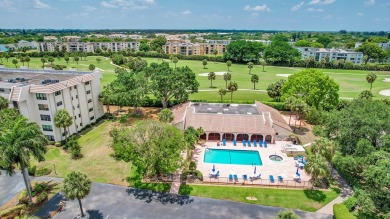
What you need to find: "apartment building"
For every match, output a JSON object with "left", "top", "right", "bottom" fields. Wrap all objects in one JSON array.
[
  {"left": 108, "top": 34, "right": 129, "bottom": 39},
  {"left": 355, "top": 41, "right": 390, "bottom": 50},
  {"left": 163, "top": 42, "right": 227, "bottom": 55},
  {"left": 62, "top": 36, "right": 82, "bottom": 42},
  {"left": 38, "top": 42, "right": 140, "bottom": 53},
  {"left": 0, "top": 68, "right": 104, "bottom": 142},
  {"left": 43, "top": 36, "right": 58, "bottom": 42},
  {"left": 295, "top": 47, "right": 364, "bottom": 64}
]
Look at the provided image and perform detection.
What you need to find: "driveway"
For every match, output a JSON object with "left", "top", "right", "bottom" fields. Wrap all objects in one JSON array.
[
  {"left": 35, "top": 181, "right": 332, "bottom": 219},
  {"left": 0, "top": 171, "right": 25, "bottom": 206}
]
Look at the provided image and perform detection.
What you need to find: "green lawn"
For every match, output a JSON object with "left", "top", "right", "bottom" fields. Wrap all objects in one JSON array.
[
  {"left": 3, "top": 56, "right": 390, "bottom": 101},
  {"left": 33, "top": 120, "right": 132, "bottom": 185},
  {"left": 179, "top": 185, "right": 340, "bottom": 212}
]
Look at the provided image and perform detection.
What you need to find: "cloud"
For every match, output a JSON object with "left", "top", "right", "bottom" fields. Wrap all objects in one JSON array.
[
  {"left": 83, "top": 5, "right": 97, "bottom": 12},
  {"left": 307, "top": 8, "right": 324, "bottom": 12},
  {"left": 181, "top": 10, "right": 191, "bottom": 15},
  {"left": 34, "top": 0, "right": 51, "bottom": 9},
  {"left": 356, "top": 12, "right": 363, "bottom": 16},
  {"left": 244, "top": 4, "right": 270, "bottom": 12},
  {"left": 100, "top": 0, "right": 155, "bottom": 10},
  {"left": 291, "top": 2, "right": 305, "bottom": 11},
  {"left": 251, "top": 13, "right": 259, "bottom": 16},
  {"left": 323, "top": 14, "right": 332, "bottom": 19},
  {"left": 308, "top": 0, "right": 336, "bottom": 5},
  {"left": 364, "top": 0, "right": 375, "bottom": 5}
]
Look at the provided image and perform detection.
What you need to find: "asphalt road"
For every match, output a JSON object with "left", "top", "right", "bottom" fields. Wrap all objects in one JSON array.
[
  {"left": 34, "top": 182, "right": 332, "bottom": 219},
  {"left": 0, "top": 170, "right": 25, "bottom": 206}
]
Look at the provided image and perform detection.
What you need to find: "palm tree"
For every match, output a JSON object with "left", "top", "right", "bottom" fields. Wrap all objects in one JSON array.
[
  {"left": 5, "top": 53, "right": 10, "bottom": 62},
  {"left": 247, "top": 62, "right": 254, "bottom": 74},
  {"left": 251, "top": 74, "right": 259, "bottom": 90},
  {"left": 311, "top": 138, "right": 336, "bottom": 172},
  {"left": 202, "top": 59, "right": 207, "bottom": 69},
  {"left": 227, "top": 81, "right": 238, "bottom": 102},
  {"left": 99, "top": 85, "right": 112, "bottom": 114},
  {"left": 293, "top": 98, "right": 308, "bottom": 127},
  {"left": 366, "top": 72, "right": 377, "bottom": 92},
  {"left": 208, "top": 72, "right": 216, "bottom": 88},
  {"left": 0, "top": 96, "right": 8, "bottom": 110},
  {"left": 64, "top": 56, "right": 70, "bottom": 65},
  {"left": 20, "top": 56, "right": 25, "bottom": 66},
  {"left": 218, "top": 88, "right": 227, "bottom": 102},
  {"left": 12, "top": 59, "right": 18, "bottom": 68},
  {"left": 172, "top": 57, "right": 178, "bottom": 68},
  {"left": 359, "top": 90, "right": 373, "bottom": 100},
  {"left": 226, "top": 60, "right": 232, "bottom": 71},
  {"left": 0, "top": 116, "right": 48, "bottom": 205},
  {"left": 305, "top": 154, "right": 328, "bottom": 189},
  {"left": 96, "top": 57, "right": 102, "bottom": 63},
  {"left": 223, "top": 72, "right": 231, "bottom": 89},
  {"left": 62, "top": 171, "right": 92, "bottom": 217},
  {"left": 158, "top": 108, "right": 174, "bottom": 123},
  {"left": 213, "top": 50, "right": 218, "bottom": 63},
  {"left": 48, "top": 56, "right": 55, "bottom": 65},
  {"left": 261, "top": 61, "right": 267, "bottom": 72},
  {"left": 54, "top": 109, "right": 73, "bottom": 142},
  {"left": 74, "top": 56, "right": 80, "bottom": 64},
  {"left": 40, "top": 58, "right": 47, "bottom": 69},
  {"left": 25, "top": 56, "right": 30, "bottom": 67},
  {"left": 284, "top": 96, "right": 297, "bottom": 126}
]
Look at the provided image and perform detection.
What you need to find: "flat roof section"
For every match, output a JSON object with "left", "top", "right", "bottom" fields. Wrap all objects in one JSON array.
[{"left": 191, "top": 103, "right": 261, "bottom": 115}]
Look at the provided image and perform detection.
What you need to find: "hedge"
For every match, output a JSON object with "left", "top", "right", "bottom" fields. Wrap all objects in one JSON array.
[
  {"left": 35, "top": 166, "right": 52, "bottom": 177},
  {"left": 0, "top": 204, "right": 26, "bottom": 217},
  {"left": 333, "top": 204, "right": 356, "bottom": 219}
]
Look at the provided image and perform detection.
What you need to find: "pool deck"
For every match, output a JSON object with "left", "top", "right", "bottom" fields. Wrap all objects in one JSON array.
[{"left": 193, "top": 141, "right": 311, "bottom": 185}]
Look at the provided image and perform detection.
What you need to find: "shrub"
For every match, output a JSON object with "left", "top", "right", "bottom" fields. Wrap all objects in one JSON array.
[
  {"left": 0, "top": 204, "right": 26, "bottom": 218},
  {"left": 54, "top": 142, "right": 61, "bottom": 147},
  {"left": 312, "top": 125, "right": 325, "bottom": 137},
  {"left": 34, "top": 183, "right": 48, "bottom": 194},
  {"left": 343, "top": 197, "right": 358, "bottom": 211},
  {"left": 119, "top": 115, "right": 127, "bottom": 123},
  {"left": 181, "top": 170, "right": 190, "bottom": 181},
  {"left": 28, "top": 165, "right": 36, "bottom": 176},
  {"left": 18, "top": 190, "right": 28, "bottom": 205},
  {"left": 35, "top": 167, "right": 52, "bottom": 177},
  {"left": 193, "top": 170, "right": 203, "bottom": 181},
  {"left": 189, "top": 161, "right": 197, "bottom": 170},
  {"left": 36, "top": 191, "right": 47, "bottom": 204},
  {"left": 333, "top": 204, "right": 356, "bottom": 219}
]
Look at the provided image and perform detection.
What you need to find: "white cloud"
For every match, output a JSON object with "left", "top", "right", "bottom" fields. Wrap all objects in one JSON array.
[
  {"left": 291, "top": 2, "right": 305, "bottom": 11},
  {"left": 308, "top": 0, "right": 336, "bottom": 5},
  {"left": 100, "top": 0, "right": 155, "bottom": 10},
  {"left": 307, "top": 8, "right": 324, "bottom": 12},
  {"left": 364, "top": 0, "right": 375, "bottom": 5},
  {"left": 356, "top": 12, "right": 363, "bottom": 16},
  {"left": 251, "top": 13, "right": 259, "bottom": 16},
  {"left": 244, "top": 4, "right": 270, "bottom": 12},
  {"left": 34, "top": 0, "right": 51, "bottom": 9},
  {"left": 83, "top": 5, "right": 97, "bottom": 12},
  {"left": 323, "top": 14, "right": 332, "bottom": 19},
  {"left": 181, "top": 10, "right": 191, "bottom": 15}
]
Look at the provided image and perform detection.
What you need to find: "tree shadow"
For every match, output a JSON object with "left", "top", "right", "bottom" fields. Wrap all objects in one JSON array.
[
  {"left": 303, "top": 190, "right": 327, "bottom": 202},
  {"left": 86, "top": 209, "right": 104, "bottom": 219},
  {"left": 126, "top": 188, "right": 194, "bottom": 206}
]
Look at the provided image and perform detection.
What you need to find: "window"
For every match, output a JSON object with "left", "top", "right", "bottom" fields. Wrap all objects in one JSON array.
[
  {"left": 78, "top": 114, "right": 81, "bottom": 118},
  {"left": 74, "top": 85, "right": 77, "bottom": 89},
  {"left": 85, "top": 81, "right": 90, "bottom": 85},
  {"left": 74, "top": 116, "right": 76, "bottom": 120},
  {"left": 77, "top": 104, "right": 79, "bottom": 108},
  {"left": 89, "top": 108, "right": 93, "bottom": 112},
  {"left": 75, "top": 95, "right": 78, "bottom": 99},
  {"left": 86, "top": 90, "right": 91, "bottom": 94},
  {"left": 88, "top": 99, "right": 92, "bottom": 103},
  {"left": 55, "top": 91, "right": 61, "bottom": 96},
  {"left": 42, "top": 125, "right": 53, "bottom": 131},
  {"left": 45, "top": 135, "right": 55, "bottom": 141},
  {"left": 90, "top": 116, "right": 95, "bottom": 121},
  {"left": 36, "top": 93, "right": 47, "bottom": 100},
  {"left": 72, "top": 106, "right": 75, "bottom": 110},
  {"left": 80, "top": 123, "right": 83, "bottom": 127},
  {"left": 40, "top": 115, "right": 51, "bottom": 121},
  {"left": 0, "top": 88, "right": 5, "bottom": 92},
  {"left": 57, "top": 101, "right": 62, "bottom": 107},
  {"left": 38, "top": 104, "right": 49, "bottom": 111}
]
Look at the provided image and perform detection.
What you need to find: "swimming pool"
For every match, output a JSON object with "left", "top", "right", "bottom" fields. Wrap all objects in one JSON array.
[{"left": 204, "top": 148, "right": 263, "bottom": 165}]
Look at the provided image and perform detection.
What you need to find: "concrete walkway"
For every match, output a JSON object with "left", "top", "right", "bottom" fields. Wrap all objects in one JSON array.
[
  {"left": 316, "top": 166, "right": 353, "bottom": 215},
  {"left": 0, "top": 171, "right": 25, "bottom": 206}
]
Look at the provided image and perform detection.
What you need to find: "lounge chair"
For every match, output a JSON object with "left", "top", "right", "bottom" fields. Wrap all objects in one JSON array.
[
  {"left": 253, "top": 140, "right": 257, "bottom": 147},
  {"left": 223, "top": 139, "right": 226, "bottom": 146},
  {"left": 233, "top": 174, "right": 238, "bottom": 182},
  {"left": 243, "top": 140, "right": 246, "bottom": 147},
  {"left": 259, "top": 141, "right": 263, "bottom": 147},
  {"left": 249, "top": 173, "right": 261, "bottom": 181},
  {"left": 242, "top": 174, "right": 248, "bottom": 181},
  {"left": 247, "top": 140, "right": 251, "bottom": 147},
  {"left": 278, "top": 176, "right": 284, "bottom": 181},
  {"left": 229, "top": 174, "right": 233, "bottom": 181},
  {"left": 209, "top": 170, "right": 219, "bottom": 178},
  {"left": 269, "top": 175, "right": 275, "bottom": 183},
  {"left": 264, "top": 141, "right": 267, "bottom": 148},
  {"left": 233, "top": 139, "right": 237, "bottom": 146}
]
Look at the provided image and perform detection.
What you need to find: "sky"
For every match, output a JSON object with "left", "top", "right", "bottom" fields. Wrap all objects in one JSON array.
[{"left": 0, "top": 0, "right": 389, "bottom": 31}]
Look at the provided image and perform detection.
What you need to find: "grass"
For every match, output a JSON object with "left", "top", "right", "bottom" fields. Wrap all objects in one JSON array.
[
  {"left": 179, "top": 185, "right": 340, "bottom": 212},
  {"left": 33, "top": 120, "right": 132, "bottom": 185},
  {"left": 3, "top": 56, "right": 390, "bottom": 101},
  {"left": 126, "top": 166, "right": 171, "bottom": 193}
]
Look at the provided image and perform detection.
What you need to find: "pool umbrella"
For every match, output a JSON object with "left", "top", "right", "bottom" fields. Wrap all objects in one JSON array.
[
  {"left": 296, "top": 168, "right": 299, "bottom": 175},
  {"left": 212, "top": 165, "right": 215, "bottom": 172},
  {"left": 254, "top": 166, "right": 257, "bottom": 174}
]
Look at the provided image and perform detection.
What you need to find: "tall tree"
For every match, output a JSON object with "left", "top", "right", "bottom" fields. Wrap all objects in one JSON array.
[
  {"left": 99, "top": 85, "right": 113, "bottom": 114},
  {"left": 202, "top": 59, "right": 207, "bottom": 69},
  {"left": 263, "top": 41, "right": 300, "bottom": 66},
  {"left": 223, "top": 72, "right": 232, "bottom": 89},
  {"left": 218, "top": 88, "right": 227, "bottom": 102},
  {"left": 172, "top": 57, "right": 178, "bottom": 68},
  {"left": 89, "top": 64, "right": 96, "bottom": 71},
  {"left": 159, "top": 109, "right": 174, "bottom": 123},
  {"left": 54, "top": 109, "right": 73, "bottom": 142},
  {"left": 284, "top": 96, "right": 296, "bottom": 126},
  {"left": 247, "top": 62, "right": 254, "bottom": 74},
  {"left": 4, "top": 53, "right": 10, "bottom": 62},
  {"left": 223, "top": 40, "right": 265, "bottom": 63},
  {"left": 311, "top": 138, "right": 336, "bottom": 171},
  {"left": 19, "top": 56, "right": 25, "bottom": 66},
  {"left": 261, "top": 61, "right": 267, "bottom": 72},
  {"left": 96, "top": 57, "right": 101, "bottom": 63},
  {"left": 213, "top": 49, "right": 218, "bottom": 63},
  {"left": 148, "top": 62, "right": 199, "bottom": 108},
  {"left": 74, "top": 56, "right": 80, "bottom": 64},
  {"left": 64, "top": 56, "right": 70, "bottom": 65},
  {"left": 62, "top": 171, "right": 91, "bottom": 217},
  {"left": 208, "top": 72, "right": 216, "bottom": 88},
  {"left": 251, "top": 74, "right": 259, "bottom": 90},
  {"left": 267, "top": 79, "right": 285, "bottom": 102},
  {"left": 12, "top": 59, "right": 18, "bottom": 68},
  {"left": 305, "top": 154, "right": 328, "bottom": 188},
  {"left": 356, "top": 42, "right": 387, "bottom": 64},
  {"left": 0, "top": 115, "right": 48, "bottom": 204},
  {"left": 40, "top": 58, "right": 46, "bottom": 69},
  {"left": 227, "top": 81, "right": 238, "bottom": 102},
  {"left": 366, "top": 72, "right": 377, "bottom": 92},
  {"left": 25, "top": 56, "right": 30, "bottom": 67},
  {"left": 48, "top": 56, "right": 54, "bottom": 65},
  {"left": 226, "top": 60, "right": 232, "bottom": 71}
]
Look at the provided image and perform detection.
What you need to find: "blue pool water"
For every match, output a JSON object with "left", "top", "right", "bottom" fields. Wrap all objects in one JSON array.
[{"left": 204, "top": 149, "right": 263, "bottom": 166}]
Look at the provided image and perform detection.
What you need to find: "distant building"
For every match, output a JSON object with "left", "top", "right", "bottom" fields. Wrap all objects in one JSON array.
[
  {"left": 38, "top": 42, "right": 140, "bottom": 53},
  {"left": 62, "top": 36, "right": 81, "bottom": 42},
  {"left": 355, "top": 41, "right": 390, "bottom": 50},
  {"left": 163, "top": 42, "right": 227, "bottom": 55},
  {"left": 85, "top": 34, "right": 106, "bottom": 38},
  {"left": 295, "top": 47, "right": 364, "bottom": 64},
  {"left": 108, "top": 34, "right": 128, "bottom": 39},
  {"left": 0, "top": 68, "right": 104, "bottom": 141},
  {"left": 43, "top": 36, "right": 58, "bottom": 42}
]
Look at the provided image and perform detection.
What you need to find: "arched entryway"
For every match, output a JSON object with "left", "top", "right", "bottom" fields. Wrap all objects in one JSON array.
[
  {"left": 208, "top": 133, "right": 221, "bottom": 141},
  {"left": 236, "top": 134, "right": 249, "bottom": 142},
  {"left": 265, "top": 135, "right": 272, "bottom": 143},
  {"left": 222, "top": 133, "right": 234, "bottom": 141},
  {"left": 250, "top": 134, "right": 263, "bottom": 142}
]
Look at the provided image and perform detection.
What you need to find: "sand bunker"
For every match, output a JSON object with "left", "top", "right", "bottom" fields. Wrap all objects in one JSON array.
[
  {"left": 379, "top": 90, "right": 390, "bottom": 96},
  {"left": 276, "top": 74, "right": 291, "bottom": 78},
  {"left": 198, "top": 72, "right": 227, "bottom": 76},
  {"left": 383, "top": 78, "right": 390, "bottom": 82}
]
